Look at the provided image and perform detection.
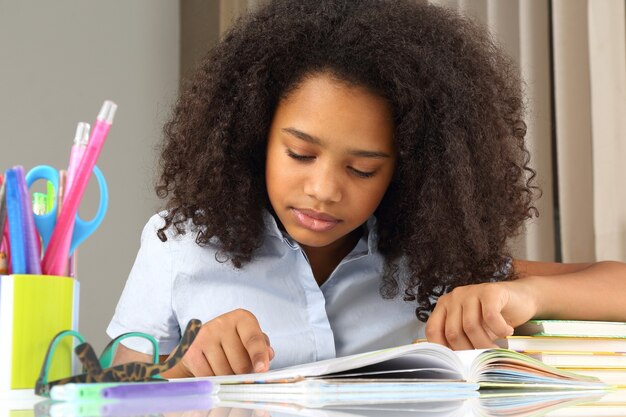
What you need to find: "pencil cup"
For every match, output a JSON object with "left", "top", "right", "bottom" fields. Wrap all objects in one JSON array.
[{"left": 0, "top": 274, "right": 79, "bottom": 391}]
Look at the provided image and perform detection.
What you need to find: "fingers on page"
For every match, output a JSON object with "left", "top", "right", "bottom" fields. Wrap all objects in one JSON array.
[
  {"left": 181, "top": 342, "right": 215, "bottom": 376},
  {"left": 480, "top": 289, "right": 515, "bottom": 338},
  {"left": 443, "top": 303, "right": 474, "bottom": 350},
  {"left": 235, "top": 311, "right": 272, "bottom": 373},
  {"left": 462, "top": 298, "right": 499, "bottom": 349},
  {"left": 424, "top": 305, "right": 449, "bottom": 348},
  {"left": 205, "top": 343, "right": 236, "bottom": 376},
  {"left": 221, "top": 328, "right": 255, "bottom": 374}
]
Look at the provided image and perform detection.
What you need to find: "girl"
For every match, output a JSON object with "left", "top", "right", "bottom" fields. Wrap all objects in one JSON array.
[{"left": 108, "top": 0, "right": 626, "bottom": 377}]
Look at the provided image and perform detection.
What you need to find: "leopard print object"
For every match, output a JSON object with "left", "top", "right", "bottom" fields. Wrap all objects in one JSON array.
[{"left": 35, "top": 318, "right": 201, "bottom": 396}]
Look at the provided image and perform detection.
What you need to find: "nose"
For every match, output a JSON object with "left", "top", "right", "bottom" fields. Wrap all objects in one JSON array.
[{"left": 303, "top": 162, "right": 342, "bottom": 203}]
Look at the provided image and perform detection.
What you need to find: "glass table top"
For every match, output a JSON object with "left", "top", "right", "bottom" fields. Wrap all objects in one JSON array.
[{"left": 3, "top": 388, "right": 626, "bottom": 417}]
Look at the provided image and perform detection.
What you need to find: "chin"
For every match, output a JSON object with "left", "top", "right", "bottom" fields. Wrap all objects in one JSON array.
[{"left": 286, "top": 228, "right": 339, "bottom": 248}]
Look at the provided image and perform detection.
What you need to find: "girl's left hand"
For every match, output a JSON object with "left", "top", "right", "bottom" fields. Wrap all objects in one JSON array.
[{"left": 424, "top": 280, "right": 538, "bottom": 350}]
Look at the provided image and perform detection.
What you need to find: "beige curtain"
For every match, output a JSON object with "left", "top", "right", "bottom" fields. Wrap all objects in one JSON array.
[
  {"left": 218, "top": 0, "right": 265, "bottom": 35},
  {"left": 586, "top": 1, "right": 626, "bottom": 262},
  {"left": 180, "top": 0, "right": 269, "bottom": 81},
  {"left": 183, "top": 0, "right": 626, "bottom": 263},
  {"left": 432, "top": 0, "right": 626, "bottom": 263}
]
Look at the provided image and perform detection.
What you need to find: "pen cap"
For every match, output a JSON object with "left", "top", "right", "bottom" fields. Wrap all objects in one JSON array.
[
  {"left": 97, "top": 101, "right": 117, "bottom": 124},
  {"left": 73, "top": 122, "right": 90, "bottom": 146}
]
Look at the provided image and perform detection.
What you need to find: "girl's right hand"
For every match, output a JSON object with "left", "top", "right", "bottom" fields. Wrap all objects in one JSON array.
[{"left": 162, "top": 309, "right": 274, "bottom": 377}]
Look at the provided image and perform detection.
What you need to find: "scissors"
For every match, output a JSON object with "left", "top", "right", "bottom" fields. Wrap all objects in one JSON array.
[{"left": 25, "top": 165, "right": 108, "bottom": 256}]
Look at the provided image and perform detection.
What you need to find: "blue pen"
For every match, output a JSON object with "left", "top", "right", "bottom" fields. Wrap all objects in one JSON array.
[
  {"left": 4, "top": 168, "right": 26, "bottom": 274},
  {"left": 0, "top": 177, "right": 6, "bottom": 249}
]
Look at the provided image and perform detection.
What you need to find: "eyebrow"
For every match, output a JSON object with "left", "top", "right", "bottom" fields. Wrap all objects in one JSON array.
[{"left": 281, "top": 127, "right": 392, "bottom": 159}]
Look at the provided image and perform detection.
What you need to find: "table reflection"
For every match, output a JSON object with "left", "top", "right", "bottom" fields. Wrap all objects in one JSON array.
[{"left": 4, "top": 389, "right": 622, "bottom": 417}]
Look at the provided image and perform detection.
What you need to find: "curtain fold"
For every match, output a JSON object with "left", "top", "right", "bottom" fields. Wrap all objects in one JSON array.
[
  {"left": 588, "top": 0, "right": 626, "bottom": 261},
  {"left": 552, "top": 0, "right": 595, "bottom": 262},
  {"left": 519, "top": 1, "right": 555, "bottom": 262}
]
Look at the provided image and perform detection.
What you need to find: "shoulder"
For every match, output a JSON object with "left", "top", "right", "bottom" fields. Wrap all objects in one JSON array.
[
  {"left": 142, "top": 212, "right": 167, "bottom": 238},
  {"left": 134, "top": 213, "right": 218, "bottom": 272},
  {"left": 141, "top": 212, "right": 207, "bottom": 246},
  {"left": 140, "top": 211, "right": 285, "bottom": 265}
]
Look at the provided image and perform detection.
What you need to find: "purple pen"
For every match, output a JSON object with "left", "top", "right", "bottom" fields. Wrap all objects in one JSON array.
[
  {"left": 101, "top": 380, "right": 215, "bottom": 399},
  {"left": 14, "top": 166, "right": 42, "bottom": 274},
  {"left": 100, "top": 395, "right": 215, "bottom": 416},
  {"left": 43, "top": 395, "right": 216, "bottom": 417}
]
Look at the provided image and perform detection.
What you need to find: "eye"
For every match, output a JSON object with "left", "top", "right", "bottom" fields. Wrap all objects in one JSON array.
[
  {"left": 286, "top": 149, "right": 314, "bottom": 161},
  {"left": 349, "top": 167, "right": 376, "bottom": 178}
]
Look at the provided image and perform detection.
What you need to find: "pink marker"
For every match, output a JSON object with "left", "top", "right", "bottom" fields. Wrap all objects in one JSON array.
[
  {"left": 65, "top": 122, "right": 89, "bottom": 277},
  {"left": 65, "top": 122, "right": 91, "bottom": 201},
  {"left": 42, "top": 101, "right": 117, "bottom": 276}
]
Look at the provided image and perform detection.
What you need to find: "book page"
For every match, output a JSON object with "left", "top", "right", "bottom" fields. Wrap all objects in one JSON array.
[
  {"left": 188, "top": 343, "right": 464, "bottom": 385},
  {"left": 464, "top": 349, "right": 607, "bottom": 388},
  {"left": 451, "top": 349, "right": 487, "bottom": 381},
  {"left": 323, "top": 355, "right": 462, "bottom": 380}
]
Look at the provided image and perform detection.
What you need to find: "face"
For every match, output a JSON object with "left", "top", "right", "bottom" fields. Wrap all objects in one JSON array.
[{"left": 265, "top": 73, "right": 396, "bottom": 250}]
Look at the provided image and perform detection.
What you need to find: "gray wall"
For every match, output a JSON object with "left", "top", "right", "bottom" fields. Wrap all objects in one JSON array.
[{"left": 0, "top": 1, "right": 180, "bottom": 351}]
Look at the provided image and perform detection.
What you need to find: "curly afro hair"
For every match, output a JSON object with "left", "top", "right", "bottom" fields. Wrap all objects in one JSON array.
[{"left": 156, "top": 0, "right": 538, "bottom": 321}]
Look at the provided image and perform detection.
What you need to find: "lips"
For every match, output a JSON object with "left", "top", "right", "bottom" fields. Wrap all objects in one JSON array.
[
  {"left": 294, "top": 208, "right": 339, "bottom": 222},
  {"left": 291, "top": 208, "right": 340, "bottom": 232}
]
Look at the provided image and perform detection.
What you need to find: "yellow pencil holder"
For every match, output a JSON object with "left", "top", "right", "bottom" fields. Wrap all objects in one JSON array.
[{"left": 0, "top": 274, "right": 79, "bottom": 391}]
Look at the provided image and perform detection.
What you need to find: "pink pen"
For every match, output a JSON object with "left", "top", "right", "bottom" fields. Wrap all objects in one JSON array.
[
  {"left": 65, "top": 122, "right": 89, "bottom": 278},
  {"left": 65, "top": 122, "right": 91, "bottom": 200},
  {"left": 42, "top": 101, "right": 117, "bottom": 276}
]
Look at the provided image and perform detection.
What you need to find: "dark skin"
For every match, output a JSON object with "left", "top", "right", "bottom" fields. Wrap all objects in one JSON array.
[
  {"left": 116, "top": 73, "right": 396, "bottom": 376},
  {"left": 301, "top": 228, "right": 363, "bottom": 286},
  {"left": 114, "top": 74, "right": 626, "bottom": 376},
  {"left": 120, "top": 258, "right": 621, "bottom": 369},
  {"left": 264, "top": 74, "right": 397, "bottom": 290}
]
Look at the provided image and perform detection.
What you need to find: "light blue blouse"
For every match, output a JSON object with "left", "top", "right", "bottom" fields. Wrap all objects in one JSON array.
[{"left": 107, "top": 212, "right": 424, "bottom": 370}]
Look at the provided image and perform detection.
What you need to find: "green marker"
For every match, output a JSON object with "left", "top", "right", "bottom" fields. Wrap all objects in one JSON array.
[
  {"left": 46, "top": 180, "right": 55, "bottom": 213},
  {"left": 50, "top": 382, "right": 119, "bottom": 401}
]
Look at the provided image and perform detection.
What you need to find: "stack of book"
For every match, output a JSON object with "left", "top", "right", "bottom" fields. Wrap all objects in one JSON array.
[{"left": 500, "top": 320, "right": 626, "bottom": 386}]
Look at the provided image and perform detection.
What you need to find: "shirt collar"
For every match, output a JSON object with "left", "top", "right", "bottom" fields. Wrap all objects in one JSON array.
[
  {"left": 263, "top": 210, "right": 285, "bottom": 239},
  {"left": 262, "top": 210, "right": 378, "bottom": 255}
]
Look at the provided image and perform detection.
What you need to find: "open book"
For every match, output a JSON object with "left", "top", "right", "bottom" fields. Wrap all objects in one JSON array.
[{"left": 188, "top": 342, "right": 608, "bottom": 396}]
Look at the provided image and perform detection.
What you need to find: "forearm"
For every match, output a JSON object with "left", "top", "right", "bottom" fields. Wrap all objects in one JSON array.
[
  {"left": 519, "top": 261, "right": 626, "bottom": 321},
  {"left": 112, "top": 343, "right": 153, "bottom": 365}
]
